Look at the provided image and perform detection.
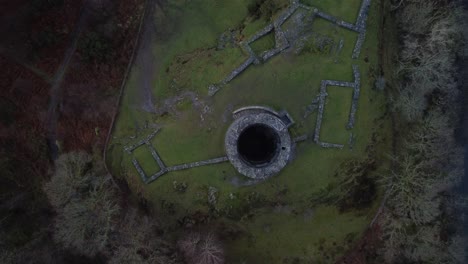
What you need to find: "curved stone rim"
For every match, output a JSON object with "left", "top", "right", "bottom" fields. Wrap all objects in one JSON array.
[{"left": 225, "top": 112, "right": 292, "bottom": 180}]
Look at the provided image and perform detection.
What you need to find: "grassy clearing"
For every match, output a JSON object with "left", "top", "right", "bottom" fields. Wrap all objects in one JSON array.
[
  {"left": 132, "top": 146, "right": 161, "bottom": 175},
  {"left": 320, "top": 86, "right": 354, "bottom": 144},
  {"left": 108, "top": 0, "right": 390, "bottom": 262},
  {"left": 301, "top": 0, "right": 364, "bottom": 22},
  {"left": 250, "top": 31, "right": 276, "bottom": 54}
]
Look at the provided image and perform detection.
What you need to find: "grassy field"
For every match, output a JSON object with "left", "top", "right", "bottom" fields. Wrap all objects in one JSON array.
[{"left": 107, "top": 0, "right": 391, "bottom": 262}]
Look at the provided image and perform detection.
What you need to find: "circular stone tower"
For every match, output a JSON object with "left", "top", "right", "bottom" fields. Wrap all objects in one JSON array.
[{"left": 225, "top": 106, "right": 294, "bottom": 180}]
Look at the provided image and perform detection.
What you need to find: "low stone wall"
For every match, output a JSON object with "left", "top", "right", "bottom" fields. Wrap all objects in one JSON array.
[
  {"left": 313, "top": 65, "right": 361, "bottom": 148},
  {"left": 166, "top": 157, "right": 229, "bottom": 172},
  {"left": 245, "top": 23, "right": 274, "bottom": 44},
  {"left": 293, "top": 134, "right": 308, "bottom": 143},
  {"left": 313, "top": 81, "right": 329, "bottom": 143},
  {"left": 352, "top": 0, "right": 371, "bottom": 59},
  {"left": 316, "top": 11, "right": 337, "bottom": 24},
  {"left": 132, "top": 158, "right": 147, "bottom": 182},
  {"left": 274, "top": 2, "right": 300, "bottom": 28},
  {"left": 347, "top": 65, "right": 361, "bottom": 129},
  {"left": 336, "top": 20, "right": 358, "bottom": 31},
  {"left": 127, "top": 0, "right": 373, "bottom": 184},
  {"left": 319, "top": 142, "right": 344, "bottom": 149},
  {"left": 146, "top": 168, "right": 168, "bottom": 183},
  {"left": 335, "top": 38, "right": 344, "bottom": 56},
  {"left": 232, "top": 105, "right": 280, "bottom": 119},
  {"left": 208, "top": 0, "right": 371, "bottom": 96},
  {"left": 124, "top": 127, "right": 230, "bottom": 184},
  {"left": 146, "top": 143, "right": 166, "bottom": 170},
  {"left": 261, "top": 47, "right": 286, "bottom": 61},
  {"left": 222, "top": 56, "right": 255, "bottom": 85},
  {"left": 124, "top": 127, "right": 160, "bottom": 153},
  {"left": 274, "top": 28, "right": 289, "bottom": 49}
]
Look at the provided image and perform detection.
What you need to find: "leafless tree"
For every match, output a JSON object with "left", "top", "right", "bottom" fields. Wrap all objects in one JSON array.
[
  {"left": 405, "top": 112, "right": 454, "bottom": 162},
  {"left": 395, "top": 2, "right": 463, "bottom": 122},
  {"left": 109, "top": 208, "right": 182, "bottom": 264},
  {"left": 393, "top": 85, "right": 426, "bottom": 121},
  {"left": 383, "top": 215, "right": 467, "bottom": 264},
  {"left": 194, "top": 233, "right": 225, "bottom": 264},
  {"left": 178, "top": 232, "right": 225, "bottom": 264},
  {"left": 178, "top": 232, "right": 201, "bottom": 260},
  {"left": 44, "top": 152, "right": 120, "bottom": 257},
  {"left": 382, "top": 1, "right": 467, "bottom": 262},
  {"left": 43, "top": 152, "right": 93, "bottom": 208},
  {"left": 381, "top": 155, "right": 441, "bottom": 225},
  {"left": 397, "top": 2, "right": 438, "bottom": 35}
]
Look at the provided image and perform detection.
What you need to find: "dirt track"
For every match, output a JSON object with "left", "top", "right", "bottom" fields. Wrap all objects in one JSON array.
[{"left": 46, "top": 4, "right": 89, "bottom": 160}]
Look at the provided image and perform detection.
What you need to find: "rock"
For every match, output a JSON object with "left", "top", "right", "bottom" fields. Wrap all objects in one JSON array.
[
  {"left": 172, "top": 181, "right": 188, "bottom": 193},
  {"left": 208, "top": 186, "right": 218, "bottom": 206}
]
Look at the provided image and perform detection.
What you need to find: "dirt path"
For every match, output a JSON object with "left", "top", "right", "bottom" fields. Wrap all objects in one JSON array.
[
  {"left": 46, "top": 4, "right": 89, "bottom": 160},
  {"left": 132, "top": 0, "right": 157, "bottom": 113}
]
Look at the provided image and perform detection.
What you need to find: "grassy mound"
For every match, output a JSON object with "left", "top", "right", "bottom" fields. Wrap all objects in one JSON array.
[{"left": 107, "top": 0, "right": 391, "bottom": 262}]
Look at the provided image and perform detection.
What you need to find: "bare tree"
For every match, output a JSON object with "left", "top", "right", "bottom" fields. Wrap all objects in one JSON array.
[
  {"left": 393, "top": 85, "right": 427, "bottom": 121},
  {"left": 380, "top": 213, "right": 409, "bottom": 263},
  {"left": 382, "top": 1, "right": 467, "bottom": 263},
  {"left": 109, "top": 208, "right": 182, "bottom": 264},
  {"left": 178, "top": 232, "right": 201, "bottom": 260},
  {"left": 395, "top": 2, "right": 463, "bottom": 122},
  {"left": 405, "top": 111, "right": 454, "bottom": 162},
  {"left": 397, "top": 2, "right": 438, "bottom": 35},
  {"left": 194, "top": 233, "right": 225, "bottom": 264},
  {"left": 43, "top": 152, "right": 93, "bottom": 208},
  {"left": 381, "top": 155, "right": 441, "bottom": 225},
  {"left": 44, "top": 152, "right": 120, "bottom": 257},
  {"left": 382, "top": 213, "right": 467, "bottom": 264},
  {"left": 178, "top": 232, "right": 225, "bottom": 264}
]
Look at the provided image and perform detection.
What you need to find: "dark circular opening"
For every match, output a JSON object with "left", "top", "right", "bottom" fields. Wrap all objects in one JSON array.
[{"left": 237, "top": 124, "right": 279, "bottom": 166}]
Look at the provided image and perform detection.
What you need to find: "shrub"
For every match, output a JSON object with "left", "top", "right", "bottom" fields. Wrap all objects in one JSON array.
[
  {"left": 334, "top": 158, "right": 377, "bottom": 211},
  {"left": 374, "top": 76, "right": 386, "bottom": 91},
  {"left": 0, "top": 249, "right": 14, "bottom": 264},
  {"left": 248, "top": 0, "right": 288, "bottom": 21}
]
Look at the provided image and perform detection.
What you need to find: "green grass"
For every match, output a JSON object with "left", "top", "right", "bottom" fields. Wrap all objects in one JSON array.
[
  {"left": 250, "top": 32, "right": 276, "bottom": 54},
  {"left": 320, "top": 86, "right": 354, "bottom": 144},
  {"left": 108, "top": 0, "right": 390, "bottom": 262},
  {"left": 132, "top": 146, "right": 161, "bottom": 176},
  {"left": 301, "top": 0, "right": 364, "bottom": 22},
  {"left": 226, "top": 205, "right": 379, "bottom": 262}
]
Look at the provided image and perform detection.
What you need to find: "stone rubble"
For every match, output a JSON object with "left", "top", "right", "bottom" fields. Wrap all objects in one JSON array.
[
  {"left": 207, "top": 0, "right": 371, "bottom": 96},
  {"left": 125, "top": 0, "right": 372, "bottom": 183}
]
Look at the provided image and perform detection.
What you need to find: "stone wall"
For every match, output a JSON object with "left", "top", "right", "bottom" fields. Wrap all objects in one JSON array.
[
  {"left": 313, "top": 65, "right": 361, "bottom": 148},
  {"left": 208, "top": 0, "right": 371, "bottom": 96}
]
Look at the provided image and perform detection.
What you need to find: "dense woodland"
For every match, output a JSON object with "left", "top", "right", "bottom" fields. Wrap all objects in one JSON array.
[
  {"left": 1, "top": 0, "right": 467, "bottom": 263},
  {"left": 377, "top": 0, "right": 467, "bottom": 263}
]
